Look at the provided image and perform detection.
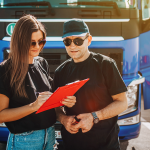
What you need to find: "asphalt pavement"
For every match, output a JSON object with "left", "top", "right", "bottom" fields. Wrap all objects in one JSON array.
[{"left": 120, "top": 99, "right": 150, "bottom": 150}]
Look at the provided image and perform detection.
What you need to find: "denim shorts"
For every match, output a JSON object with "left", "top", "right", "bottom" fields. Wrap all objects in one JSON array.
[{"left": 6, "top": 126, "right": 57, "bottom": 150}]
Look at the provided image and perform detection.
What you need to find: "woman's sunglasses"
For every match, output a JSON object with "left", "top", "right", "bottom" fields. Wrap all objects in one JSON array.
[
  {"left": 63, "top": 35, "right": 88, "bottom": 47},
  {"left": 31, "top": 39, "right": 46, "bottom": 48}
]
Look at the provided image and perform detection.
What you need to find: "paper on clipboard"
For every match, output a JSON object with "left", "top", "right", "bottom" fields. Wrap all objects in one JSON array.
[{"left": 36, "top": 78, "right": 90, "bottom": 114}]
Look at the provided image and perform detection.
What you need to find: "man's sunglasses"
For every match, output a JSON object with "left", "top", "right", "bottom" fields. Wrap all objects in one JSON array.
[
  {"left": 31, "top": 39, "right": 46, "bottom": 48},
  {"left": 63, "top": 35, "right": 88, "bottom": 46}
]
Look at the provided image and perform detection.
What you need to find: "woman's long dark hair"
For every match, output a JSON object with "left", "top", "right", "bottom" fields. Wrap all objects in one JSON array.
[{"left": 8, "top": 14, "right": 46, "bottom": 98}]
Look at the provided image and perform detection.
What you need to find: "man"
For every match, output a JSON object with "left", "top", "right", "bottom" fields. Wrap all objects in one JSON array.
[{"left": 53, "top": 18, "right": 128, "bottom": 150}]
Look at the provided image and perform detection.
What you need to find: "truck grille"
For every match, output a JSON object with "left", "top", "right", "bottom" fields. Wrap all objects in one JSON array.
[
  {"left": 39, "top": 48, "right": 123, "bottom": 77},
  {"left": 3, "top": 48, "right": 123, "bottom": 76},
  {"left": 39, "top": 49, "right": 69, "bottom": 78}
]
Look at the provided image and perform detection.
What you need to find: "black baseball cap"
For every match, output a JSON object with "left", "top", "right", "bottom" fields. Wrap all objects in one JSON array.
[{"left": 62, "top": 18, "right": 89, "bottom": 38}]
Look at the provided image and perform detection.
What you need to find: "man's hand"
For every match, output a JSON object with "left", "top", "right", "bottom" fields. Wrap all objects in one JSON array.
[
  {"left": 72, "top": 113, "right": 94, "bottom": 133},
  {"left": 61, "top": 115, "right": 79, "bottom": 134},
  {"left": 61, "top": 96, "right": 76, "bottom": 108}
]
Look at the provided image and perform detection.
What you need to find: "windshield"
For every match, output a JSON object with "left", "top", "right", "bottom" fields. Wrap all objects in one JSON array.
[
  {"left": 1, "top": 0, "right": 138, "bottom": 9},
  {"left": 142, "top": 0, "right": 150, "bottom": 20}
]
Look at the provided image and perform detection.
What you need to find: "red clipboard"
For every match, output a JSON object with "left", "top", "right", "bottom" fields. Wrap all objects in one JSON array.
[{"left": 36, "top": 78, "right": 89, "bottom": 114}]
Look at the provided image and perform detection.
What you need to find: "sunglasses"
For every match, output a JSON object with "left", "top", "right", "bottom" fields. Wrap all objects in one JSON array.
[
  {"left": 31, "top": 39, "right": 46, "bottom": 48},
  {"left": 63, "top": 35, "right": 88, "bottom": 46}
]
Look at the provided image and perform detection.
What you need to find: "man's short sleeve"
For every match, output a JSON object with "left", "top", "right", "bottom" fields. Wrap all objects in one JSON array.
[
  {"left": 0, "top": 65, "right": 11, "bottom": 98},
  {"left": 102, "top": 60, "right": 127, "bottom": 95}
]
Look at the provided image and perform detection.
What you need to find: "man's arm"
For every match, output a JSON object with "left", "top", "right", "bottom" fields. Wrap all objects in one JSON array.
[
  {"left": 73, "top": 92, "right": 128, "bottom": 133},
  {"left": 97, "top": 92, "right": 128, "bottom": 120},
  {"left": 55, "top": 107, "right": 78, "bottom": 134}
]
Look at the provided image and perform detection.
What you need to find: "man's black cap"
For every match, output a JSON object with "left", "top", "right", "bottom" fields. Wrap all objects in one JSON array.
[{"left": 62, "top": 18, "right": 89, "bottom": 38}]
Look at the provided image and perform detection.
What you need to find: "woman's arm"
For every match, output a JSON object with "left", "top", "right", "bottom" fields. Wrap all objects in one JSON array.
[{"left": 0, "top": 91, "right": 52, "bottom": 123}]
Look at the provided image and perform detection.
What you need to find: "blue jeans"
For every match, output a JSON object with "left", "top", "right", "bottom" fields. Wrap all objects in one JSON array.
[{"left": 6, "top": 126, "right": 56, "bottom": 150}]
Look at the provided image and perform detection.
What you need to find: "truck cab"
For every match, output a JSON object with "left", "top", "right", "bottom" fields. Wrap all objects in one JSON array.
[{"left": 0, "top": 0, "right": 150, "bottom": 143}]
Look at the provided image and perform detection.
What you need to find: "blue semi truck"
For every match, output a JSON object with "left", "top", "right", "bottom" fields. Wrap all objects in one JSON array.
[{"left": 0, "top": 0, "right": 150, "bottom": 143}]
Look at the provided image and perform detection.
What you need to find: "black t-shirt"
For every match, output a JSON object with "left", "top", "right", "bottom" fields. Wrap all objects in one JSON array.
[
  {"left": 52, "top": 52, "right": 127, "bottom": 150},
  {"left": 0, "top": 57, "right": 56, "bottom": 134}
]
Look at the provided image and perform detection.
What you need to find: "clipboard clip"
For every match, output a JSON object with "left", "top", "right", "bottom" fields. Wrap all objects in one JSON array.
[{"left": 66, "top": 80, "right": 79, "bottom": 85}]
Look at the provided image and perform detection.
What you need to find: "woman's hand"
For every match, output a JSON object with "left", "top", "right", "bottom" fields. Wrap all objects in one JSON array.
[
  {"left": 31, "top": 91, "right": 52, "bottom": 111},
  {"left": 61, "top": 96, "right": 76, "bottom": 108}
]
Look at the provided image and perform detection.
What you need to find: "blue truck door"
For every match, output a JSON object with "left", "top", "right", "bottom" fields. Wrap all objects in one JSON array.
[{"left": 139, "top": 0, "right": 150, "bottom": 109}]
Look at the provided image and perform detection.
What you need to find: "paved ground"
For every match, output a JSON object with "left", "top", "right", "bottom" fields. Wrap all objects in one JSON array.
[
  {"left": 1, "top": 99, "right": 150, "bottom": 150},
  {"left": 120, "top": 99, "right": 150, "bottom": 150}
]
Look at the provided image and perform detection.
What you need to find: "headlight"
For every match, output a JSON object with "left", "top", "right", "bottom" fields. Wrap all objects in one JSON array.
[
  {"left": 119, "top": 85, "right": 138, "bottom": 116},
  {"left": 118, "top": 114, "right": 140, "bottom": 126},
  {"left": 0, "top": 123, "right": 6, "bottom": 127}
]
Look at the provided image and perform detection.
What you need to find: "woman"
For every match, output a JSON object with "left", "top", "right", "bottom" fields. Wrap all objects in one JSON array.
[{"left": 0, "top": 15, "right": 76, "bottom": 150}]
